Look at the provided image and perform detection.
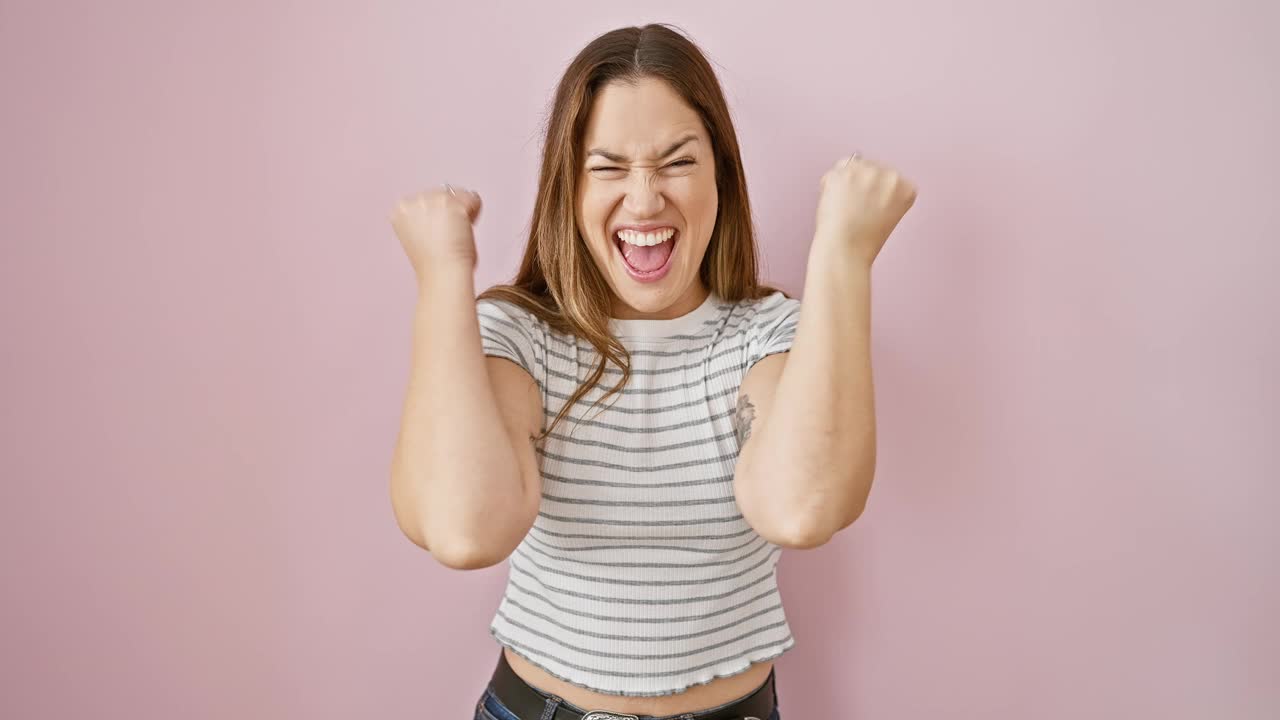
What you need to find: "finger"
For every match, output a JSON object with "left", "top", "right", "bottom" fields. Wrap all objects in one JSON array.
[
  {"left": 457, "top": 189, "right": 482, "bottom": 221},
  {"left": 441, "top": 183, "right": 477, "bottom": 204},
  {"left": 835, "top": 153, "right": 865, "bottom": 170}
]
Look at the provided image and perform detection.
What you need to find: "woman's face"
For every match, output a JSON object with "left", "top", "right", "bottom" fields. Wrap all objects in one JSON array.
[{"left": 576, "top": 77, "right": 718, "bottom": 320}]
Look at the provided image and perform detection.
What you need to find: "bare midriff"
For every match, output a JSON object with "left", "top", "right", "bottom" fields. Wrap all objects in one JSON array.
[{"left": 502, "top": 646, "right": 774, "bottom": 716}]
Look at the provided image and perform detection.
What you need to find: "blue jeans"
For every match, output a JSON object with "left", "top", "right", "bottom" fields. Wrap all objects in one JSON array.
[{"left": 474, "top": 685, "right": 782, "bottom": 720}]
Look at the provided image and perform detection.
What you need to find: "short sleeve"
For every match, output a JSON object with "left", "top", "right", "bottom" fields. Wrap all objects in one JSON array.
[
  {"left": 475, "top": 298, "right": 545, "bottom": 387},
  {"left": 745, "top": 291, "right": 802, "bottom": 371}
]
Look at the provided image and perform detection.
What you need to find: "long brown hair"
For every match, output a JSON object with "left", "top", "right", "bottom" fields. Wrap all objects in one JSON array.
[{"left": 477, "top": 23, "right": 790, "bottom": 443}]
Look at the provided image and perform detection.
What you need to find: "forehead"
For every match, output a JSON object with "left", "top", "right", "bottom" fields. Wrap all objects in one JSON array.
[{"left": 581, "top": 77, "right": 706, "bottom": 157}]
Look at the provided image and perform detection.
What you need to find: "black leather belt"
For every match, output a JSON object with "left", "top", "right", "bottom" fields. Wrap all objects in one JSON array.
[{"left": 486, "top": 649, "right": 777, "bottom": 720}]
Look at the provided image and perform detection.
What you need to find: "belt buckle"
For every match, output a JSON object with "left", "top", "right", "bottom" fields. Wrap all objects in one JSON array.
[{"left": 580, "top": 713, "right": 640, "bottom": 720}]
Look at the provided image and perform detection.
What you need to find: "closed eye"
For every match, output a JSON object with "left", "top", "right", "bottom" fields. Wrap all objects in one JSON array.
[{"left": 589, "top": 159, "right": 696, "bottom": 173}]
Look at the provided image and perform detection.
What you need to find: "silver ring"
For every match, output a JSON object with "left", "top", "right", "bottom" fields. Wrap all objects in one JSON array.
[{"left": 442, "top": 183, "right": 457, "bottom": 197}]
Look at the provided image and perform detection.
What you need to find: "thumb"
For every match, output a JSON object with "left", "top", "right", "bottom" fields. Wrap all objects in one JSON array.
[{"left": 461, "top": 190, "right": 483, "bottom": 223}]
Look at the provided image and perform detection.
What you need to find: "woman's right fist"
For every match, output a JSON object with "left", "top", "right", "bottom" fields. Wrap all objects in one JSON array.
[{"left": 389, "top": 185, "right": 483, "bottom": 279}]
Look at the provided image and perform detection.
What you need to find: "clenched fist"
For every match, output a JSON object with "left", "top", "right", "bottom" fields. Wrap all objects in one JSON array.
[
  {"left": 814, "top": 154, "right": 917, "bottom": 267},
  {"left": 389, "top": 185, "right": 484, "bottom": 282}
]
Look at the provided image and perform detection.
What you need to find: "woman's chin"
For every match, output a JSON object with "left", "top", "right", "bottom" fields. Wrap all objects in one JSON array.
[{"left": 609, "top": 274, "right": 696, "bottom": 318}]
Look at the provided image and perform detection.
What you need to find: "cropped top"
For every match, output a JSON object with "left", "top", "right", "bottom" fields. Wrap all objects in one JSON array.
[{"left": 474, "top": 288, "right": 802, "bottom": 697}]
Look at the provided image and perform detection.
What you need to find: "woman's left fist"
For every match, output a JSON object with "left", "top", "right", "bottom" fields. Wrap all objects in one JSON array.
[{"left": 814, "top": 154, "right": 918, "bottom": 266}]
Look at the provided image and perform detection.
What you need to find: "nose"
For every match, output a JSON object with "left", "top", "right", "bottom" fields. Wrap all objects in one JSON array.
[{"left": 622, "top": 168, "right": 666, "bottom": 217}]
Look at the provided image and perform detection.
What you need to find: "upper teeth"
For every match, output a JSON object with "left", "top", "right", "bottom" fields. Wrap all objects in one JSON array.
[{"left": 618, "top": 228, "right": 675, "bottom": 246}]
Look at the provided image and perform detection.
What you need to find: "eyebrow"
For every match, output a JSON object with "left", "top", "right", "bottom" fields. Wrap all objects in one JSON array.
[{"left": 587, "top": 134, "right": 699, "bottom": 163}]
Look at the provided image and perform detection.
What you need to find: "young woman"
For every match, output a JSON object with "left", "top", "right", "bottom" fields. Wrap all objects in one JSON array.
[{"left": 389, "top": 23, "right": 916, "bottom": 720}]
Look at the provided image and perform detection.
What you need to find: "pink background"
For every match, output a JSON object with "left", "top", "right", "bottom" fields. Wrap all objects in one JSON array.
[{"left": 3, "top": 1, "right": 1277, "bottom": 718}]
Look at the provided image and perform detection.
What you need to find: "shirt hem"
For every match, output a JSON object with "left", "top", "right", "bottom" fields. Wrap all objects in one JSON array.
[{"left": 488, "top": 626, "right": 796, "bottom": 699}]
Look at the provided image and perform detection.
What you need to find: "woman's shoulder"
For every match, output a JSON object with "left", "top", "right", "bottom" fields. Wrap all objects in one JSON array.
[
  {"left": 732, "top": 289, "right": 800, "bottom": 327},
  {"left": 475, "top": 293, "right": 578, "bottom": 357},
  {"left": 476, "top": 296, "right": 525, "bottom": 320},
  {"left": 726, "top": 290, "right": 801, "bottom": 367},
  {"left": 475, "top": 294, "right": 555, "bottom": 332}
]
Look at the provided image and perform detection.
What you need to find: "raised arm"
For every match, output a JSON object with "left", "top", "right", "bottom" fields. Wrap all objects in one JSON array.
[{"left": 387, "top": 187, "right": 543, "bottom": 570}]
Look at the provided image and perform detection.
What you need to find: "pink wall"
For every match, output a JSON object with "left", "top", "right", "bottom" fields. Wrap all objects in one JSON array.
[{"left": 2, "top": 1, "right": 1276, "bottom": 718}]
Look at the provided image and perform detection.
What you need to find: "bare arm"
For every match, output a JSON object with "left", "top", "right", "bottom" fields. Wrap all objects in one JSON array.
[
  {"left": 388, "top": 264, "right": 543, "bottom": 569},
  {"left": 734, "top": 151, "right": 913, "bottom": 548},
  {"left": 733, "top": 246, "right": 876, "bottom": 549}
]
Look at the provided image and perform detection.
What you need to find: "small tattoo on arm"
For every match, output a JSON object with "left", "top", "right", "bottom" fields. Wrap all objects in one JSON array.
[{"left": 735, "top": 394, "right": 756, "bottom": 447}]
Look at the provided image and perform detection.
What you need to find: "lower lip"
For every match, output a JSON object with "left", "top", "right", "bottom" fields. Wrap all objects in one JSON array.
[{"left": 614, "top": 231, "right": 678, "bottom": 283}]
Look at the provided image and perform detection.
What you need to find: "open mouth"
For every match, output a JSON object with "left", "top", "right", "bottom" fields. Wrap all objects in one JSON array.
[{"left": 613, "top": 228, "right": 679, "bottom": 281}]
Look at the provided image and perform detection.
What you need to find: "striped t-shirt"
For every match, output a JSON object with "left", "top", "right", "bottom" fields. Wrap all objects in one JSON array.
[{"left": 474, "top": 287, "right": 802, "bottom": 697}]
